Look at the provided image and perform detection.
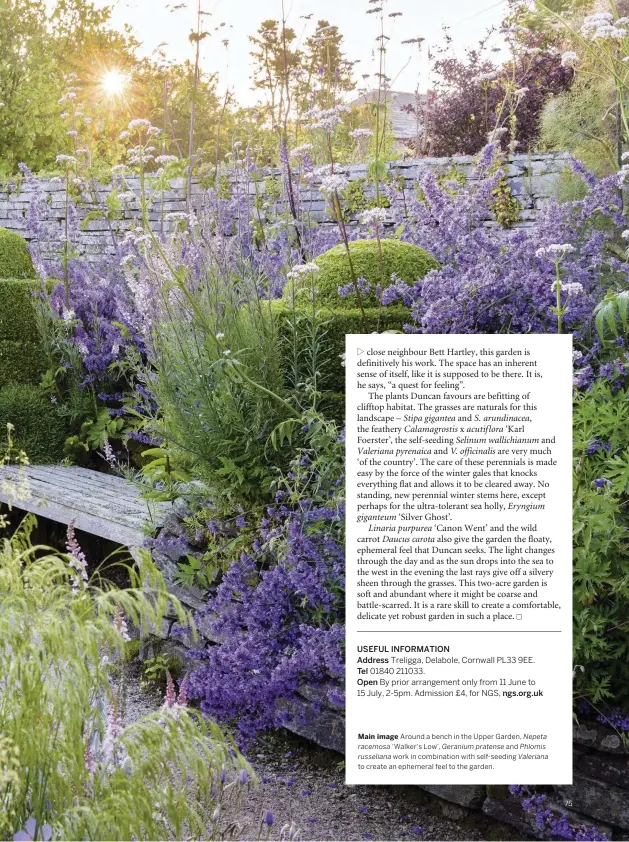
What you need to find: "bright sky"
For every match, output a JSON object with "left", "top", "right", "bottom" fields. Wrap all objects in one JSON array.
[{"left": 106, "top": 0, "right": 509, "bottom": 105}]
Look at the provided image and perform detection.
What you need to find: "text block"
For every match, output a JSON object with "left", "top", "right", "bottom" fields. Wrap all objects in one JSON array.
[{"left": 346, "top": 334, "right": 573, "bottom": 785}]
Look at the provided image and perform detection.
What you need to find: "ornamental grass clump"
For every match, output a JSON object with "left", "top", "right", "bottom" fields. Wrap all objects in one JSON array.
[{"left": 0, "top": 515, "right": 251, "bottom": 841}]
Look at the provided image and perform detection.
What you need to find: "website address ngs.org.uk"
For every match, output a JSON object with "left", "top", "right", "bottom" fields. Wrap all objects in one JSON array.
[{"left": 502, "top": 689, "right": 544, "bottom": 699}]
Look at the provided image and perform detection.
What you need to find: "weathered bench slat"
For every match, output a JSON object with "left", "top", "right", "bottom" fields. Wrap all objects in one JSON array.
[
  {"left": 2, "top": 476, "right": 149, "bottom": 530},
  {"left": 20, "top": 467, "right": 150, "bottom": 510},
  {"left": 0, "top": 465, "right": 170, "bottom": 547}
]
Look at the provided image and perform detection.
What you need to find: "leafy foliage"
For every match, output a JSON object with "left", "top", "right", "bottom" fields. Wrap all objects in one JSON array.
[
  {"left": 0, "top": 0, "right": 138, "bottom": 176},
  {"left": 0, "top": 342, "right": 45, "bottom": 389},
  {"left": 0, "top": 517, "right": 251, "bottom": 840},
  {"left": 274, "top": 301, "right": 408, "bottom": 396},
  {"left": 414, "top": 31, "right": 574, "bottom": 157},
  {"left": 0, "top": 230, "right": 36, "bottom": 279},
  {"left": 540, "top": 78, "right": 619, "bottom": 174},
  {"left": 573, "top": 381, "right": 629, "bottom": 706},
  {"left": 0, "top": 279, "right": 41, "bottom": 340},
  {"left": 0, "top": 384, "right": 70, "bottom": 463}
]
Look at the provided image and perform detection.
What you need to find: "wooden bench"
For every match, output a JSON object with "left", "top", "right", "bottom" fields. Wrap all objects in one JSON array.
[{"left": 0, "top": 464, "right": 169, "bottom": 547}]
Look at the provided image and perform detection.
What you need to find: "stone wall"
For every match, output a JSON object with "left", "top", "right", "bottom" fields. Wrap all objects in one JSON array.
[
  {"left": 0, "top": 152, "right": 570, "bottom": 264},
  {"left": 147, "top": 495, "right": 629, "bottom": 841}
]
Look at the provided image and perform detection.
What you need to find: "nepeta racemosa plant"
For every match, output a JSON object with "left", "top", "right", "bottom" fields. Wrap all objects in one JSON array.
[
  {"left": 187, "top": 415, "right": 345, "bottom": 744},
  {"left": 384, "top": 145, "right": 625, "bottom": 344}
]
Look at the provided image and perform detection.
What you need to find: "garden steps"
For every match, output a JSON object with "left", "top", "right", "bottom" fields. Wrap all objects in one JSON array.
[{"left": 0, "top": 464, "right": 169, "bottom": 547}]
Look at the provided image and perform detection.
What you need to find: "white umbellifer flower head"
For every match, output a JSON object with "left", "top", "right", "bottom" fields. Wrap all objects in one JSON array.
[
  {"left": 55, "top": 154, "right": 77, "bottom": 166},
  {"left": 62, "top": 308, "right": 76, "bottom": 323},
  {"left": 287, "top": 262, "right": 321, "bottom": 280},
  {"left": 359, "top": 207, "right": 388, "bottom": 226},
  {"left": 290, "top": 144, "right": 314, "bottom": 158},
  {"left": 537, "top": 243, "right": 575, "bottom": 261},
  {"left": 563, "top": 282, "right": 584, "bottom": 297},
  {"left": 155, "top": 154, "right": 178, "bottom": 165},
  {"left": 216, "top": 332, "right": 225, "bottom": 340},
  {"left": 561, "top": 51, "right": 579, "bottom": 68},
  {"left": 59, "top": 112, "right": 70, "bottom": 119},
  {"left": 111, "top": 164, "right": 127, "bottom": 175},
  {"left": 311, "top": 113, "right": 343, "bottom": 132},
  {"left": 514, "top": 87, "right": 529, "bottom": 98},
  {"left": 622, "top": 230, "right": 629, "bottom": 239},
  {"left": 320, "top": 173, "right": 349, "bottom": 194},
  {"left": 581, "top": 12, "right": 627, "bottom": 40},
  {"left": 350, "top": 128, "right": 374, "bottom": 139},
  {"left": 128, "top": 118, "right": 152, "bottom": 131},
  {"left": 66, "top": 129, "right": 78, "bottom": 138},
  {"left": 223, "top": 349, "right": 231, "bottom": 356},
  {"left": 573, "top": 349, "right": 583, "bottom": 362},
  {"left": 487, "top": 126, "right": 508, "bottom": 143},
  {"left": 119, "top": 130, "right": 130, "bottom": 141},
  {"left": 147, "top": 126, "right": 161, "bottom": 137}
]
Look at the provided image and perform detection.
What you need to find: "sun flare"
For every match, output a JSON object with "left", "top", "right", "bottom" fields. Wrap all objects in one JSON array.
[{"left": 100, "top": 69, "right": 129, "bottom": 97}]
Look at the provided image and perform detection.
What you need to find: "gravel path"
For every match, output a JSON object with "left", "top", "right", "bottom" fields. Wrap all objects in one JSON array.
[{"left": 122, "top": 660, "right": 526, "bottom": 842}]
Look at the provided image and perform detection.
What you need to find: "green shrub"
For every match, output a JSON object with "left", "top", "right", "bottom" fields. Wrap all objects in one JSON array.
[
  {"left": 0, "top": 279, "right": 41, "bottom": 341},
  {"left": 284, "top": 239, "right": 438, "bottom": 309},
  {"left": 274, "top": 302, "right": 409, "bottom": 396},
  {"left": 0, "top": 228, "right": 36, "bottom": 279},
  {"left": 0, "top": 384, "right": 69, "bottom": 463},
  {"left": 573, "top": 379, "right": 629, "bottom": 707},
  {"left": 0, "top": 340, "right": 45, "bottom": 387}
]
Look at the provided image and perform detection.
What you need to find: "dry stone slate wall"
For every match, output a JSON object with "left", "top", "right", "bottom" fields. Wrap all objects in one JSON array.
[{"left": 0, "top": 152, "right": 570, "bottom": 264}]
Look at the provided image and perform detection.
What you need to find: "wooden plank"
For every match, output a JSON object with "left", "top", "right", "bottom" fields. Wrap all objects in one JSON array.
[
  {"left": 0, "top": 465, "right": 170, "bottom": 547},
  {"left": 15, "top": 469, "right": 147, "bottom": 510},
  {"left": 21, "top": 470, "right": 157, "bottom": 515},
  {"left": 2, "top": 477, "right": 150, "bottom": 531}
]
